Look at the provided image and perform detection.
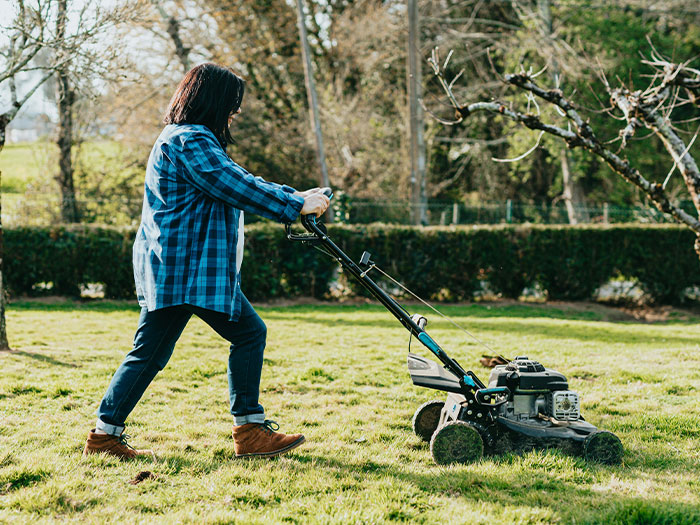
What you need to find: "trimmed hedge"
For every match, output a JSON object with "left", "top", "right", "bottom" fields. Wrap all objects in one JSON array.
[
  {"left": 4, "top": 226, "right": 134, "bottom": 299},
  {"left": 326, "top": 224, "right": 700, "bottom": 303},
  {"left": 4, "top": 224, "right": 699, "bottom": 304},
  {"left": 3, "top": 224, "right": 336, "bottom": 302}
]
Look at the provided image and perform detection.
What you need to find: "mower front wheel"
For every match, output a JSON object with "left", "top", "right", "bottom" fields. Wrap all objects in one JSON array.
[
  {"left": 430, "top": 421, "right": 483, "bottom": 465},
  {"left": 583, "top": 431, "right": 623, "bottom": 465},
  {"left": 412, "top": 400, "right": 444, "bottom": 442}
]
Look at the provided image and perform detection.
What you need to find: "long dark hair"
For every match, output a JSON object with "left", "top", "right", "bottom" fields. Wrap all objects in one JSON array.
[{"left": 164, "top": 63, "right": 245, "bottom": 148}]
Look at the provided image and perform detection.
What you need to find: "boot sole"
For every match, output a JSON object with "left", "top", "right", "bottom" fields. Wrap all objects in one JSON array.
[
  {"left": 82, "top": 448, "right": 156, "bottom": 461},
  {"left": 235, "top": 436, "right": 306, "bottom": 458}
]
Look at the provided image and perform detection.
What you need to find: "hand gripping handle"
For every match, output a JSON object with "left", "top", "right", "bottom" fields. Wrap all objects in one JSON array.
[{"left": 287, "top": 188, "right": 333, "bottom": 241}]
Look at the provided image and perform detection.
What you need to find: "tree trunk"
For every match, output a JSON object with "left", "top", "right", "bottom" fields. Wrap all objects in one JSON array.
[
  {"left": 0, "top": 117, "right": 9, "bottom": 350},
  {"left": 150, "top": 0, "right": 190, "bottom": 72},
  {"left": 56, "top": 0, "right": 79, "bottom": 223},
  {"left": 56, "top": 72, "right": 78, "bottom": 222},
  {"left": 0, "top": 228, "right": 7, "bottom": 351},
  {"left": 560, "top": 149, "right": 589, "bottom": 224},
  {"left": 295, "top": 0, "right": 331, "bottom": 221}
]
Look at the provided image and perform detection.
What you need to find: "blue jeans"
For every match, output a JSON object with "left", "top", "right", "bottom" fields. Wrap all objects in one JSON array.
[{"left": 96, "top": 295, "right": 266, "bottom": 434}]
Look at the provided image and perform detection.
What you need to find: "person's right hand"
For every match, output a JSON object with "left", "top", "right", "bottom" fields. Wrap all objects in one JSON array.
[{"left": 300, "top": 192, "right": 330, "bottom": 217}]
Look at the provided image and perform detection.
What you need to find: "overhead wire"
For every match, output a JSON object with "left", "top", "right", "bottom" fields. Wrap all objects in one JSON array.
[{"left": 311, "top": 233, "right": 510, "bottom": 361}]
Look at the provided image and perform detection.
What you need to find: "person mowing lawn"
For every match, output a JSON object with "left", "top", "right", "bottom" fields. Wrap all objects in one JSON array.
[{"left": 83, "top": 63, "right": 330, "bottom": 460}]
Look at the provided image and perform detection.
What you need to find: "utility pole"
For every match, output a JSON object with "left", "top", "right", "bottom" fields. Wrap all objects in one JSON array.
[
  {"left": 295, "top": 0, "right": 331, "bottom": 219},
  {"left": 407, "top": 0, "right": 427, "bottom": 225},
  {"left": 537, "top": 0, "right": 588, "bottom": 224}
]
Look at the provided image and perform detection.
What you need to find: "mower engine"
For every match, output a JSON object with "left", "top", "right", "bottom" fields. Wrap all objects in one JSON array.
[{"left": 489, "top": 357, "right": 580, "bottom": 422}]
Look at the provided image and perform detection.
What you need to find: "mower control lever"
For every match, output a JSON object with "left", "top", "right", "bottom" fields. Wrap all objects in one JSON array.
[
  {"left": 475, "top": 387, "right": 510, "bottom": 407},
  {"left": 359, "top": 251, "right": 373, "bottom": 268}
]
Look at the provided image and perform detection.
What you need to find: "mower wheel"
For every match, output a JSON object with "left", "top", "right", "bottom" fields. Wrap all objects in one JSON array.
[
  {"left": 412, "top": 400, "right": 444, "bottom": 442},
  {"left": 583, "top": 431, "right": 623, "bottom": 465},
  {"left": 430, "top": 421, "right": 483, "bottom": 465}
]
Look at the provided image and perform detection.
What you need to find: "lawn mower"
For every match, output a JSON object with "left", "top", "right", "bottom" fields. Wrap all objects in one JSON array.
[{"left": 286, "top": 189, "right": 623, "bottom": 465}]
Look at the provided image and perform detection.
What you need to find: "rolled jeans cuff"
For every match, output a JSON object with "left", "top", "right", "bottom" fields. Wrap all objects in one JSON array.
[
  {"left": 96, "top": 418, "right": 125, "bottom": 436},
  {"left": 233, "top": 413, "right": 266, "bottom": 426}
]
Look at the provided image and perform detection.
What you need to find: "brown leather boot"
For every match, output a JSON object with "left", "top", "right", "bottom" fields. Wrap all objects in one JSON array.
[
  {"left": 83, "top": 429, "right": 155, "bottom": 460},
  {"left": 233, "top": 420, "right": 305, "bottom": 458}
]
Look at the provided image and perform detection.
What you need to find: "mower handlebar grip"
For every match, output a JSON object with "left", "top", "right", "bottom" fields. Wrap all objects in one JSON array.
[{"left": 298, "top": 188, "right": 333, "bottom": 234}]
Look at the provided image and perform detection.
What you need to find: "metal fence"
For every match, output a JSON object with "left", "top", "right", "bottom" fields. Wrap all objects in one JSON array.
[
  {"left": 1, "top": 192, "right": 692, "bottom": 227},
  {"left": 331, "top": 198, "right": 691, "bottom": 226}
]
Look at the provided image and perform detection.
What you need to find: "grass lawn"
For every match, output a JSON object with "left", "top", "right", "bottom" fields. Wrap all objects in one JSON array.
[
  {"left": 1, "top": 299, "right": 699, "bottom": 524},
  {"left": 0, "top": 142, "right": 50, "bottom": 194},
  {"left": 0, "top": 140, "right": 142, "bottom": 226},
  {"left": 0, "top": 141, "right": 128, "bottom": 193}
]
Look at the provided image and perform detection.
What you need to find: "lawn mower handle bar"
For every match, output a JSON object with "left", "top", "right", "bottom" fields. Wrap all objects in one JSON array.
[{"left": 287, "top": 195, "right": 486, "bottom": 394}]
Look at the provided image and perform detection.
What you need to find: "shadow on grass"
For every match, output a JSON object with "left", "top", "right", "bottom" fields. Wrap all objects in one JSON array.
[
  {"left": 5, "top": 350, "right": 76, "bottom": 367},
  {"left": 10, "top": 299, "right": 700, "bottom": 326},
  {"left": 287, "top": 451, "right": 700, "bottom": 524},
  {"left": 262, "top": 302, "right": 611, "bottom": 322}
]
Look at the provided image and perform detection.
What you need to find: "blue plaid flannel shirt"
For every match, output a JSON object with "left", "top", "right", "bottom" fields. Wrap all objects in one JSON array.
[{"left": 133, "top": 124, "right": 304, "bottom": 320}]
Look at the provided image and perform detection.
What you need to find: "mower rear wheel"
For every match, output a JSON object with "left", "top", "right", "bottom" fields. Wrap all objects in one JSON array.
[
  {"left": 412, "top": 400, "right": 444, "bottom": 442},
  {"left": 430, "top": 421, "right": 483, "bottom": 465},
  {"left": 583, "top": 431, "right": 623, "bottom": 465}
]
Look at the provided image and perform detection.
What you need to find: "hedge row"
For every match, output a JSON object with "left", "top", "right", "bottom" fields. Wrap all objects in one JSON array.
[
  {"left": 2, "top": 224, "right": 335, "bottom": 302},
  {"left": 326, "top": 224, "right": 700, "bottom": 303},
  {"left": 4, "top": 224, "right": 699, "bottom": 304}
]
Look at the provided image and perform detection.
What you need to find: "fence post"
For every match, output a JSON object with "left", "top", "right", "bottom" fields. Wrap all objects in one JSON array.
[
  {"left": 506, "top": 199, "right": 513, "bottom": 223},
  {"left": 603, "top": 202, "right": 609, "bottom": 224},
  {"left": 452, "top": 203, "right": 459, "bottom": 224}
]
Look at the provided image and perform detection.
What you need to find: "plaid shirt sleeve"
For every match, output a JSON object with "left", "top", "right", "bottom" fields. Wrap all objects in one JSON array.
[{"left": 179, "top": 130, "right": 304, "bottom": 223}]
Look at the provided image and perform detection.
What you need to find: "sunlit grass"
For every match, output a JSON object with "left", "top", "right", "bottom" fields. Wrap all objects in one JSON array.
[
  {"left": 0, "top": 141, "right": 127, "bottom": 194},
  {"left": 1, "top": 299, "right": 699, "bottom": 524}
]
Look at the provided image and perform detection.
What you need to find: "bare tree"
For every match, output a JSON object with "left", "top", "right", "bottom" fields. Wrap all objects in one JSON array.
[
  {"left": 55, "top": 0, "right": 79, "bottom": 222},
  {"left": 50, "top": 0, "right": 143, "bottom": 223},
  {"left": 426, "top": 46, "right": 700, "bottom": 257},
  {"left": 0, "top": 0, "right": 140, "bottom": 348},
  {"left": 0, "top": 0, "right": 61, "bottom": 350},
  {"left": 533, "top": 0, "right": 588, "bottom": 223},
  {"left": 0, "top": 2, "right": 59, "bottom": 147}
]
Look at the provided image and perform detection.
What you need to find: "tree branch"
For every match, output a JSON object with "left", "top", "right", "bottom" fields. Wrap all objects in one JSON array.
[{"left": 426, "top": 49, "right": 700, "bottom": 237}]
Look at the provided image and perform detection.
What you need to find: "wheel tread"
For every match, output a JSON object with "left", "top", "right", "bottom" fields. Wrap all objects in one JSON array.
[{"left": 430, "top": 420, "right": 484, "bottom": 465}]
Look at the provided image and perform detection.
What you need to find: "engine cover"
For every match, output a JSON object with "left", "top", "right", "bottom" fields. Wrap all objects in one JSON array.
[{"left": 488, "top": 356, "right": 569, "bottom": 391}]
